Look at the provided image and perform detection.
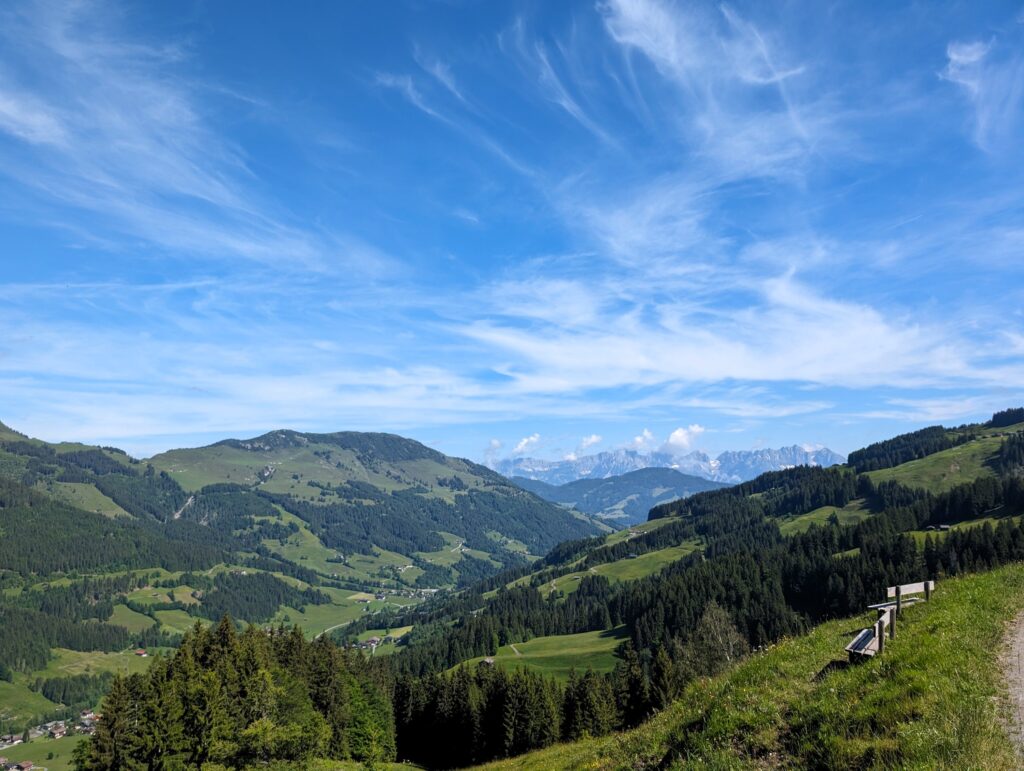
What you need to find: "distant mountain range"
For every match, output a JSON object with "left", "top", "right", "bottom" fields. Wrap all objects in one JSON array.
[
  {"left": 492, "top": 445, "right": 847, "bottom": 486},
  {"left": 512, "top": 467, "right": 728, "bottom": 525}
]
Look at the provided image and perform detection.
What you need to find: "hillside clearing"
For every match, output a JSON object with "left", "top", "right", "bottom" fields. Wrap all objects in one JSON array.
[
  {"left": 778, "top": 498, "right": 873, "bottom": 535},
  {"left": 460, "top": 627, "right": 628, "bottom": 681}
]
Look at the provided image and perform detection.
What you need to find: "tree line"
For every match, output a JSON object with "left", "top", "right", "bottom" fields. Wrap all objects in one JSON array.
[{"left": 73, "top": 619, "right": 395, "bottom": 769}]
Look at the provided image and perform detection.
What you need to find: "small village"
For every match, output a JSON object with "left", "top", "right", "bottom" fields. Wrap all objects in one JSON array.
[{"left": 0, "top": 709, "right": 99, "bottom": 769}]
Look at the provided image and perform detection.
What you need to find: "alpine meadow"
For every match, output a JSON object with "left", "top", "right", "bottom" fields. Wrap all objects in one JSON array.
[{"left": 2, "top": 1, "right": 1024, "bottom": 770}]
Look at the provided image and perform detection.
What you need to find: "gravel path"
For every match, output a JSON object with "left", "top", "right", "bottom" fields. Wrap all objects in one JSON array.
[{"left": 1001, "top": 611, "right": 1024, "bottom": 755}]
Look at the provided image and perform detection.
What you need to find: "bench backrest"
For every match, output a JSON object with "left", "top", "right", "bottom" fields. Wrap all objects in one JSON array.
[{"left": 886, "top": 580, "right": 935, "bottom": 598}]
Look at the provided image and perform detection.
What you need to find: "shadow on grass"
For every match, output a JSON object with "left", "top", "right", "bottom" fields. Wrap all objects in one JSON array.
[{"left": 812, "top": 659, "right": 851, "bottom": 682}]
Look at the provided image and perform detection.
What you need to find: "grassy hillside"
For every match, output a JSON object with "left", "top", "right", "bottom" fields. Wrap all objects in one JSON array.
[
  {"left": 0, "top": 419, "right": 26, "bottom": 441},
  {"left": 43, "top": 480, "right": 133, "bottom": 517},
  {"left": 865, "top": 422, "right": 1023, "bottom": 493},
  {"left": 459, "top": 627, "right": 628, "bottom": 681},
  {"left": 777, "top": 497, "right": 874, "bottom": 535},
  {"left": 478, "top": 563, "right": 1024, "bottom": 770},
  {"left": 539, "top": 542, "right": 700, "bottom": 598}
]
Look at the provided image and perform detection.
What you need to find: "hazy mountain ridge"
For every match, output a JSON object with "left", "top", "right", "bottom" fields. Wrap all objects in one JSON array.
[
  {"left": 512, "top": 467, "right": 728, "bottom": 525},
  {"left": 493, "top": 444, "right": 846, "bottom": 485}
]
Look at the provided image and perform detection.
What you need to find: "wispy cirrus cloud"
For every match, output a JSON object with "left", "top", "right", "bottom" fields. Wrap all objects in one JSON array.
[
  {"left": 599, "top": 0, "right": 829, "bottom": 179},
  {"left": 413, "top": 47, "right": 469, "bottom": 106},
  {"left": 375, "top": 73, "right": 444, "bottom": 120},
  {"left": 0, "top": 0, "right": 382, "bottom": 272},
  {"left": 941, "top": 35, "right": 1024, "bottom": 152}
]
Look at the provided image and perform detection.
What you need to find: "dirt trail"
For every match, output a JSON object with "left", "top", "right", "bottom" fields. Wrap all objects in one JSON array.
[{"left": 1001, "top": 611, "right": 1024, "bottom": 755}]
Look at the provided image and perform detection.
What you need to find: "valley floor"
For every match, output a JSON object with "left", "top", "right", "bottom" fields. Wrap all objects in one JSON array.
[{"left": 477, "top": 563, "right": 1024, "bottom": 770}]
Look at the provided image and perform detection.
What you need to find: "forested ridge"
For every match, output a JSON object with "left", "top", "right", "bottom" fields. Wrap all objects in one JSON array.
[
  {"left": 0, "top": 475, "right": 228, "bottom": 576},
  {"left": 12, "top": 410, "right": 1024, "bottom": 768},
  {"left": 846, "top": 425, "right": 969, "bottom": 472}
]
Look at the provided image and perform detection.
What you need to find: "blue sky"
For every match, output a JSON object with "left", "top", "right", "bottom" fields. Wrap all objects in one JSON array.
[{"left": 1, "top": 0, "right": 1023, "bottom": 461}]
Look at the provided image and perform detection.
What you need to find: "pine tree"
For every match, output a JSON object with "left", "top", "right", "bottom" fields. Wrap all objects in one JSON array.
[
  {"left": 650, "top": 645, "right": 678, "bottom": 710},
  {"left": 75, "top": 675, "right": 140, "bottom": 770},
  {"left": 613, "top": 642, "right": 650, "bottom": 727}
]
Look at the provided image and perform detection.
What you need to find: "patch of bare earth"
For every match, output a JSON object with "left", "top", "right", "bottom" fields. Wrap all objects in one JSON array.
[{"left": 1000, "top": 610, "right": 1024, "bottom": 755}]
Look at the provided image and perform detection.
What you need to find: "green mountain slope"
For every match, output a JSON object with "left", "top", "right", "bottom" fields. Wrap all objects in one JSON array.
[
  {"left": 148, "top": 428, "right": 599, "bottom": 563},
  {"left": 863, "top": 421, "right": 1024, "bottom": 493},
  {"left": 513, "top": 467, "right": 727, "bottom": 525},
  {"left": 476, "top": 564, "right": 1024, "bottom": 770},
  {"left": 0, "top": 419, "right": 27, "bottom": 441}
]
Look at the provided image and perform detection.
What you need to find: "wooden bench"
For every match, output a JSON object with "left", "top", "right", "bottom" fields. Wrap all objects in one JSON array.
[
  {"left": 846, "top": 609, "right": 894, "bottom": 662},
  {"left": 846, "top": 581, "right": 935, "bottom": 662},
  {"left": 845, "top": 627, "right": 878, "bottom": 662}
]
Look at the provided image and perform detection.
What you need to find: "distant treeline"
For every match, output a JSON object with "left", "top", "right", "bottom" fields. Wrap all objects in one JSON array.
[
  {"left": 0, "top": 606, "right": 131, "bottom": 673},
  {"left": 395, "top": 600, "right": 749, "bottom": 767},
  {"left": 845, "top": 408, "right": 1024, "bottom": 472},
  {"left": 33, "top": 672, "right": 113, "bottom": 710},
  {"left": 991, "top": 407, "right": 1024, "bottom": 428},
  {"left": 195, "top": 571, "right": 331, "bottom": 623}
]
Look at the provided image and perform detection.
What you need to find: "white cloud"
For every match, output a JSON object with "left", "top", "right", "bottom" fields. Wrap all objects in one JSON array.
[
  {"left": 533, "top": 42, "right": 614, "bottom": 144},
  {"left": 513, "top": 433, "right": 541, "bottom": 454},
  {"left": 600, "top": 0, "right": 825, "bottom": 180},
  {"left": 580, "top": 433, "right": 602, "bottom": 449},
  {"left": 663, "top": 424, "right": 705, "bottom": 453},
  {"left": 483, "top": 438, "right": 503, "bottom": 463},
  {"left": 631, "top": 428, "right": 656, "bottom": 451},
  {"left": 941, "top": 37, "right": 1024, "bottom": 151},
  {"left": 375, "top": 73, "right": 444, "bottom": 121},
  {"left": 459, "top": 270, "right": 1010, "bottom": 394},
  {"left": 413, "top": 49, "right": 467, "bottom": 104},
  {"left": 0, "top": 89, "right": 67, "bottom": 145}
]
